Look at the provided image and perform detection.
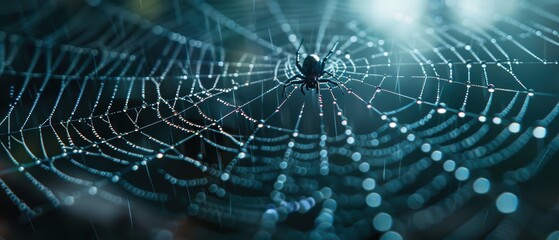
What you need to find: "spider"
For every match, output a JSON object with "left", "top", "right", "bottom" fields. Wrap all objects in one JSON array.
[{"left": 283, "top": 39, "right": 343, "bottom": 96}]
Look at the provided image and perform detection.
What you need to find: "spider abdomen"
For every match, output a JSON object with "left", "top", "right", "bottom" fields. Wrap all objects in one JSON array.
[{"left": 302, "top": 54, "right": 321, "bottom": 75}]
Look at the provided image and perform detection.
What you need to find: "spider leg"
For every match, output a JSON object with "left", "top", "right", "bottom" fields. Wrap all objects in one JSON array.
[
  {"left": 321, "top": 41, "right": 339, "bottom": 70},
  {"left": 283, "top": 79, "right": 305, "bottom": 97},
  {"left": 284, "top": 79, "right": 305, "bottom": 88},
  {"left": 283, "top": 74, "right": 304, "bottom": 97},
  {"left": 318, "top": 78, "right": 340, "bottom": 88},
  {"left": 322, "top": 71, "right": 339, "bottom": 81},
  {"left": 319, "top": 79, "right": 344, "bottom": 94},
  {"left": 285, "top": 74, "right": 305, "bottom": 85},
  {"left": 295, "top": 39, "right": 304, "bottom": 74},
  {"left": 301, "top": 83, "right": 306, "bottom": 95}
]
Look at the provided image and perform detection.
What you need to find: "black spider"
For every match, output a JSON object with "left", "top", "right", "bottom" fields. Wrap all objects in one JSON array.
[{"left": 283, "top": 39, "right": 344, "bottom": 96}]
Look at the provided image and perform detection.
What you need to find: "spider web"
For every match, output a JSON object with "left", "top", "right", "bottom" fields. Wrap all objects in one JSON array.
[{"left": 1, "top": 0, "right": 559, "bottom": 239}]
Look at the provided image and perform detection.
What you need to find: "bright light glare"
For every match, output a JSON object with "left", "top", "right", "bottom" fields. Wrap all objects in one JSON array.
[
  {"left": 445, "top": 0, "right": 519, "bottom": 27},
  {"left": 352, "top": 0, "right": 428, "bottom": 37}
]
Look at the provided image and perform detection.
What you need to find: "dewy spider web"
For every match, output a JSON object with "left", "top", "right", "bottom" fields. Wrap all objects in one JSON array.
[{"left": 0, "top": 0, "right": 559, "bottom": 239}]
